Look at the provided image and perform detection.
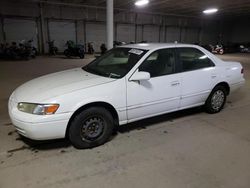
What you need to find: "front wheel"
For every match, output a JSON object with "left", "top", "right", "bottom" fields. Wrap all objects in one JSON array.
[
  {"left": 64, "top": 49, "right": 70, "bottom": 57},
  {"left": 79, "top": 53, "right": 84, "bottom": 59},
  {"left": 69, "top": 107, "right": 114, "bottom": 149},
  {"left": 205, "top": 85, "right": 227, "bottom": 114}
]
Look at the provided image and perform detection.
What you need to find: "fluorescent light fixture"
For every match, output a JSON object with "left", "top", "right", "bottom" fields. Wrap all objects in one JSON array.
[
  {"left": 135, "top": 0, "right": 149, "bottom": 6},
  {"left": 203, "top": 8, "right": 218, "bottom": 14}
]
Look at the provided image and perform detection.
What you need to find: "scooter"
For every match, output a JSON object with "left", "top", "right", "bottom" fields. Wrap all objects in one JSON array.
[
  {"left": 100, "top": 43, "right": 107, "bottom": 55},
  {"left": 239, "top": 45, "right": 250, "bottom": 53},
  {"left": 210, "top": 44, "right": 224, "bottom": 55},
  {"left": 48, "top": 40, "right": 58, "bottom": 55},
  {"left": 64, "top": 40, "right": 85, "bottom": 59},
  {"left": 87, "top": 42, "right": 94, "bottom": 54}
]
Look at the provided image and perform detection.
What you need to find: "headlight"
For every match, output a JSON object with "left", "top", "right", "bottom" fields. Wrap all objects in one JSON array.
[{"left": 17, "top": 103, "right": 59, "bottom": 115}]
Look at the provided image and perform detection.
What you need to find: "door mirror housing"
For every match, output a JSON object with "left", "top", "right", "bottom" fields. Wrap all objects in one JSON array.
[{"left": 130, "top": 71, "right": 151, "bottom": 81}]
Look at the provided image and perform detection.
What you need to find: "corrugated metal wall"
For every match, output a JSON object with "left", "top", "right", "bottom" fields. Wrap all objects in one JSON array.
[
  {"left": 0, "top": 17, "right": 206, "bottom": 52},
  {"left": 143, "top": 25, "right": 160, "bottom": 42},
  {"left": 86, "top": 23, "right": 106, "bottom": 52},
  {"left": 4, "top": 18, "right": 38, "bottom": 47},
  {"left": 0, "top": 20, "right": 4, "bottom": 43},
  {"left": 48, "top": 21, "right": 76, "bottom": 52},
  {"left": 166, "top": 27, "right": 180, "bottom": 43},
  {"left": 116, "top": 24, "right": 135, "bottom": 43}
]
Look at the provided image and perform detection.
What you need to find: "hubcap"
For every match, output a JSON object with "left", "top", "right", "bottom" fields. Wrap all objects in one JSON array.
[
  {"left": 81, "top": 116, "right": 104, "bottom": 141},
  {"left": 211, "top": 90, "right": 225, "bottom": 111}
]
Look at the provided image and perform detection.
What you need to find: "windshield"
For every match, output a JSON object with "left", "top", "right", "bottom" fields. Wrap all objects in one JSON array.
[{"left": 83, "top": 47, "right": 148, "bottom": 79}]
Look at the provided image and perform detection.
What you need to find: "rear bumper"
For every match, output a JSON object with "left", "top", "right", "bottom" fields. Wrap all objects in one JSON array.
[{"left": 230, "top": 79, "right": 245, "bottom": 93}]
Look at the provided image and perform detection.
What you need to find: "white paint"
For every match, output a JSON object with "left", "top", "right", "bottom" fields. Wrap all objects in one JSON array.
[{"left": 8, "top": 43, "right": 245, "bottom": 140}]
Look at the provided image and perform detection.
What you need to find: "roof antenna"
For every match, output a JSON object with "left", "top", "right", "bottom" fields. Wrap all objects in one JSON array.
[{"left": 174, "top": 41, "right": 178, "bottom": 44}]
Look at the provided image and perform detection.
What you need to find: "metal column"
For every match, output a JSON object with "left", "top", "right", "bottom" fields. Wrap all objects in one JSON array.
[
  {"left": 39, "top": 3, "right": 46, "bottom": 54},
  {"left": 106, "top": 0, "right": 113, "bottom": 50}
]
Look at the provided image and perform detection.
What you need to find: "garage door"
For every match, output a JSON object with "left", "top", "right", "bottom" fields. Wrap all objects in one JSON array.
[
  {"left": 48, "top": 21, "right": 76, "bottom": 52},
  {"left": 116, "top": 24, "right": 135, "bottom": 43},
  {"left": 86, "top": 23, "right": 106, "bottom": 52},
  {"left": 4, "top": 18, "right": 38, "bottom": 48},
  {"left": 0, "top": 21, "right": 4, "bottom": 43},
  {"left": 136, "top": 25, "right": 143, "bottom": 43},
  {"left": 166, "top": 27, "right": 180, "bottom": 43},
  {"left": 182, "top": 28, "right": 199, "bottom": 44},
  {"left": 143, "top": 25, "right": 159, "bottom": 42}
]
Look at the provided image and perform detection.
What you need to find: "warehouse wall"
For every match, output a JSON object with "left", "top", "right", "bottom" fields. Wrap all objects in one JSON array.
[
  {"left": 0, "top": 18, "right": 4, "bottom": 43},
  {"left": 229, "top": 17, "right": 250, "bottom": 43},
  {"left": 0, "top": 1, "right": 221, "bottom": 53}
]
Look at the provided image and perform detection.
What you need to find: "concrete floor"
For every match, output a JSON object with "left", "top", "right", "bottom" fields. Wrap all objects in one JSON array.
[{"left": 0, "top": 54, "right": 250, "bottom": 188}]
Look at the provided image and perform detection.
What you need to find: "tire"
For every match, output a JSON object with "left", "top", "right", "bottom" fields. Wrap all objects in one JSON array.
[
  {"left": 219, "top": 49, "right": 224, "bottom": 55},
  {"left": 69, "top": 107, "right": 114, "bottom": 149},
  {"left": 64, "top": 49, "right": 70, "bottom": 58},
  {"left": 205, "top": 85, "right": 227, "bottom": 114},
  {"left": 79, "top": 53, "right": 84, "bottom": 59}
]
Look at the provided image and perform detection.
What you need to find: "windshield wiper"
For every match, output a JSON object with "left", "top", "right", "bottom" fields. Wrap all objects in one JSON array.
[
  {"left": 83, "top": 66, "right": 108, "bottom": 77},
  {"left": 109, "top": 73, "right": 120, "bottom": 78}
]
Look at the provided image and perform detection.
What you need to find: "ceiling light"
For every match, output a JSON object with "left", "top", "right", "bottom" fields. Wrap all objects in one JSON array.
[
  {"left": 203, "top": 8, "right": 218, "bottom": 14},
  {"left": 135, "top": 0, "right": 149, "bottom": 7}
]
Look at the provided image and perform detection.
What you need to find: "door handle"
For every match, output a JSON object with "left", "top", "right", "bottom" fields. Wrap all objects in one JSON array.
[{"left": 171, "top": 81, "right": 180, "bottom": 86}]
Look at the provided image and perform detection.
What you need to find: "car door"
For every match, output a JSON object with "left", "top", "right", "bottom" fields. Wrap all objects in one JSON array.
[
  {"left": 176, "top": 47, "right": 218, "bottom": 109},
  {"left": 126, "top": 48, "right": 181, "bottom": 122}
]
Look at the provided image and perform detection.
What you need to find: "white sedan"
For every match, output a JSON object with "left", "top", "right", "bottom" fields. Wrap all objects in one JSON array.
[{"left": 8, "top": 43, "right": 245, "bottom": 149}]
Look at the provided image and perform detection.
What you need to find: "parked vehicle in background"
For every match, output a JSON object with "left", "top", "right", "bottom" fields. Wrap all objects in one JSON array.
[
  {"left": 239, "top": 45, "right": 250, "bottom": 53},
  {"left": 0, "top": 39, "right": 37, "bottom": 60},
  {"left": 87, "top": 42, "right": 94, "bottom": 54},
  {"left": 64, "top": 40, "right": 85, "bottom": 59},
  {"left": 48, "top": 40, "right": 58, "bottom": 55},
  {"left": 113, "top": 41, "right": 126, "bottom": 47},
  {"left": 100, "top": 43, "right": 107, "bottom": 54},
  {"left": 210, "top": 44, "right": 224, "bottom": 55},
  {"left": 8, "top": 43, "right": 245, "bottom": 149}
]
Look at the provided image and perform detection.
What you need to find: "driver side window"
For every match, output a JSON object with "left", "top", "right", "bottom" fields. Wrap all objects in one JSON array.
[{"left": 139, "top": 48, "right": 175, "bottom": 77}]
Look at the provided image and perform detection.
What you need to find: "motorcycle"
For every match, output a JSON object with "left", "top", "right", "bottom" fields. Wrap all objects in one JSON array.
[
  {"left": 239, "top": 45, "right": 250, "bottom": 53},
  {"left": 64, "top": 40, "right": 85, "bottom": 59},
  {"left": 100, "top": 43, "right": 107, "bottom": 55},
  {"left": 87, "top": 42, "right": 94, "bottom": 54},
  {"left": 0, "top": 40, "right": 37, "bottom": 60},
  {"left": 48, "top": 40, "right": 58, "bottom": 55},
  {"left": 210, "top": 44, "right": 224, "bottom": 55}
]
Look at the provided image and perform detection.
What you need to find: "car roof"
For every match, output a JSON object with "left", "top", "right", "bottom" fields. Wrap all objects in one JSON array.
[{"left": 120, "top": 43, "right": 199, "bottom": 50}]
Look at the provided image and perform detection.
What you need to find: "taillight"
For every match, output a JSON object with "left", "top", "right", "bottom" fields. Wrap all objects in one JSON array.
[{"left": 241, "top": 68, "right": 244, "bottom": 74}]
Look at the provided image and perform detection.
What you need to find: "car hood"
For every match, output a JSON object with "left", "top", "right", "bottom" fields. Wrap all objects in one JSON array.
[{"left": 12, "top": 68, "right": 115, "bottom": 102}]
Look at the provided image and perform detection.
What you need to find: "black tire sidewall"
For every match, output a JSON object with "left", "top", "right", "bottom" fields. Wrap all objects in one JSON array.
[
  {"left": 205, "top": 85, "right": 227, "bottom": 114},
  {"left": 69, "top": 107, "right": 114, "bottom": 149}
]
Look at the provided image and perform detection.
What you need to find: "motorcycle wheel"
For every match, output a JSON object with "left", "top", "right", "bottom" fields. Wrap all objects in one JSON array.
[
  {"left": 64, "top": 49, "right": 71, "bottom": 58},
  {"left": 79, "top": 53, "right": 84, "bottom": 59},
  {"left": 219, "top": 49, "right": 224, "bottom": 55}
]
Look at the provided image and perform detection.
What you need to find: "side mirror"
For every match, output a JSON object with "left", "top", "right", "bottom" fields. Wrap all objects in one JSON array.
[{"left": 130, "top": 71, "right": 150, "bottom": 81}]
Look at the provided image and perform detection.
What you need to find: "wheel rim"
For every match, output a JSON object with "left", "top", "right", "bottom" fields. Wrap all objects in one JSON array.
[
  {"left": 80, "top": 116, "right": 105, "bottom": 141},
  {"left": 211, "top": 90, "right": 225, "bottom": 111}
]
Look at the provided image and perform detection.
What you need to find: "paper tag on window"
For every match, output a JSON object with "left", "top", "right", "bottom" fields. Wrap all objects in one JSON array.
[{"left": 129, "top": 49, "right": 143, "bottom": 55}]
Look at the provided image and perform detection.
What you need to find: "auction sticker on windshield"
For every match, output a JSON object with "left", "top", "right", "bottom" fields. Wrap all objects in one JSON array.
[{"left": 129, "top": 49, "right": 144, "bottom": 55}]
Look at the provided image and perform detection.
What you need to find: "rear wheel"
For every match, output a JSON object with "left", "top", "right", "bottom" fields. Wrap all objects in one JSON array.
[
  {"left": 69, "top": 107, "right": 114, "bottom": 149},
  {"left": 219, "top": 49, "right": 224, "bottom": 55},
  {"left": 205, "top": 85, "right": 227, "bottom": 114}
]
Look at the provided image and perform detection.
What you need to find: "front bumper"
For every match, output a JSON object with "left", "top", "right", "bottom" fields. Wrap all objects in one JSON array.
[{"left": 8, "top": 98, "right": 72, "bottom": 140}]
